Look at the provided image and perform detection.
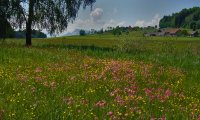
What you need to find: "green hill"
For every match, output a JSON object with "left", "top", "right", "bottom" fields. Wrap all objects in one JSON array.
[{"left": 159, "top": 7, "right": 200, "bottom": 30}]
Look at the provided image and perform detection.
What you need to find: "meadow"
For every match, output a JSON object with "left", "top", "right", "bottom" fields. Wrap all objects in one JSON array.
[{"left": 0, "top": 33, "right": 200, "bottom": 119}]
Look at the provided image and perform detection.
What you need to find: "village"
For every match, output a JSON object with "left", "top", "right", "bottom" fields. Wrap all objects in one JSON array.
[{"left": 145, "top": 28, "right": 199, "bottom": 37}]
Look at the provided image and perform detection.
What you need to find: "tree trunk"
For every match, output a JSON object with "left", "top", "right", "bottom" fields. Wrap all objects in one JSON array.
[{"left": 26, "top": 0, "right": 34, "bottom": 46}]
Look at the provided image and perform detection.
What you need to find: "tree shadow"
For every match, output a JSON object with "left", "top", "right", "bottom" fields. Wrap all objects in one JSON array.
[{"left": 37, "top": 44, "right": 114, "bottom": 52}]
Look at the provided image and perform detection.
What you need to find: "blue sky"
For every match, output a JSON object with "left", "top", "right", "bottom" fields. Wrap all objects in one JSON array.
[{"left": 61, "top": 0, "right": 200, "bottom": 35}]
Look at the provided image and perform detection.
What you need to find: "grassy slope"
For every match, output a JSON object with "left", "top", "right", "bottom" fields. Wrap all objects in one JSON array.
[{"left": 0, "top": 32, "right": 200, "bottom": 119}]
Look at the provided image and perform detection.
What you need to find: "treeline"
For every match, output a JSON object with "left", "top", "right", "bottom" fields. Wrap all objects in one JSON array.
[
  {"left": 79, "top": 26, "right": 157, "bottom": 37},
  {"left": 0, "top": 21, "right": 47, "bottom": 39},
  {"left": 159, "top": 7, "right": 200, "bottom": 30},
  {"left": 15, "top": 30, "right": 47, "bottom": 38}
]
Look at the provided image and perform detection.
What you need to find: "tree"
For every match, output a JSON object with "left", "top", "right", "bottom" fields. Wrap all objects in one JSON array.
[
  {"left": 112, "top": 26, "right": 122, "bottom": 36},
  {"left": 155, "top": 25, "right": 158, "bottom": 29},
  {"left": 0, "top": 17, "right": 15, "bottom": 39},
  {"left": 190, "top": 22, "right": 197, "bottom": 31},
  {"left": 79, "top": 29, "right": 86, "bottom": 36},
  {"left": 159, "top": 7, "right": 200, "bottom": 29},
  {"left": 177, "top": 30, "right": 188, "bottom": 36},
  {"left": 0, "top": 0, "right": 14, "bottom": 39},
  {"left": 5, "top": 0, "right": 96, "bottom": 46},
  {"left": 99, "top": 28, "right": 104, "bottom": 34}
]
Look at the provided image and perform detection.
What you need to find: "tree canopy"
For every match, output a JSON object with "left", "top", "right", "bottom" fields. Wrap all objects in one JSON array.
[
  {"left": 1, "top": 0, "right": 96, "bottom": 46},
  {"left": 0, "top": 18, "right": 15, "bottom": 39},
  {"left": 0, "top": 0, "right": 14, "bottom": 39},
  {"left": 159, "top": 7, "right": 200, "bottom": 30}
]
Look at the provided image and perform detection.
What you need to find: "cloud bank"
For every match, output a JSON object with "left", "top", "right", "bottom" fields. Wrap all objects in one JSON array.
[
  {"left": 134, "top": 14, "right": 161, "bottom": 27},
  {"left": 62, "top": 8, "right": 125, "bottom": 35}
]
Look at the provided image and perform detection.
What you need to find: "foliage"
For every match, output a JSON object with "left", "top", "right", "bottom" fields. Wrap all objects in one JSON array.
[
  {"left": 0, "top": 0, "right": 14, "bottom": 39},
  {"left": 112, "top": 26, "right": 122, "bottom": 36},
  {"left": 98, "top": 28, "right": 104, "bottom": 34},
  {"left": 0, "top": 18, "right": 15, "bottom": 39},
  {"left": 79, "top": 29, "right": 86, "bottom": 36},
  {"left": 15, "top": 30, "right": 47, "bottom": 38},
  {"left": 3, "top": 0, "right": 96, "bottom": 45},
  {"left": 159, "top": 7, "right": 200, "bottom": 29},
  {"left": 176, "top": 30, "right": 188, "bottom": 37}
]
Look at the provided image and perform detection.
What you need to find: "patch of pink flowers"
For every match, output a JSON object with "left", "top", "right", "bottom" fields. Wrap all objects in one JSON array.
[{"left": 95, "top": 100, "right": 107, "bottom": 108}]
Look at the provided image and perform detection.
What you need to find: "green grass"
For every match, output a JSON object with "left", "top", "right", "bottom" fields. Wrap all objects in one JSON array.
[{"left": 0, "top": 34, "right": 200, "bottom": 119}]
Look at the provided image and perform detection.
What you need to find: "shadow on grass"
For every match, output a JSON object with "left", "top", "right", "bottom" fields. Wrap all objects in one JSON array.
[{"left": 37, "top": 44, "right": 115, "bottom": 52}]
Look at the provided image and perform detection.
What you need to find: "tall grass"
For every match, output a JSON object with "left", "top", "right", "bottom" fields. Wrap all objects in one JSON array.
[{"left": 0, "top": 35, "right": 200, "bottom": 119}]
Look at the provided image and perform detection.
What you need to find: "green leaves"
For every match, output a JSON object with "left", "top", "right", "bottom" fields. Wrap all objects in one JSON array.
[
  {"left": 159, "top": 7, "right": 200, "bottom": 29},
  {"left": 8, "top": 0, "right": 95, "bottom": 35}
]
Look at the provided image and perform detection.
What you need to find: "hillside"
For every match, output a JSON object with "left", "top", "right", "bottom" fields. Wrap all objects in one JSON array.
[{"left": 159, "top": 7, "right": 200, "bottom": 30}]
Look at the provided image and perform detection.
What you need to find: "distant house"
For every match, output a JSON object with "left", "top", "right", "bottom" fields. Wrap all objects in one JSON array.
[
  {"left": 145, "top": 32, "right": 157, "bottom": 37},
  {"left": 145, "top": 28, "right": 199, "bottom": 37},
  {"left": 145, "top": 31, "right": 165, "bottom": 37},
  {"left": 189, "top": 31, "right": 199, "bottom": 37},
  {"left": 157, "top": 31, "right": 166, "bottom": 36},
  {"left": 163, "top": 28, "right": 181, "bottom": 36}
]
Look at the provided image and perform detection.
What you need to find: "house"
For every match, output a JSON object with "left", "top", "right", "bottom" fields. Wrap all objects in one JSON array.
[
  {"left": 189, "top": 31, "right": 199, "bottom": 37},
  {"left": 163, "top": 28, "right": 181, "bottom": 36},
  {"left": 145, "top": 31, "right": 165, "bottom": 37},
  {"left": 157, "top": 31, "right": 166, "bottom": 36},
  {"left": 145, "top": 28, "right": 181, "bottom": 37},
  {"left": 145, "top": 28, "right": 200, "bottom": 37},
  {"left": 145, "top": 32, "right": 157, "bottom": 37}
]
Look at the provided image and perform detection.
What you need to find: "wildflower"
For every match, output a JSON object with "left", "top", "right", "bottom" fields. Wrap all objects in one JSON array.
[
  {"left": 35, "top": 76, "right": 43, "bottom": 82},
  {"left": 80, "top": 99, "right": 88, "bottom": 106},
  {"left": 77, "top": 110, "right": 81, "bottom": 113},
  {"left": 114, "top": 96, "right": 126, "bottom": 106},
  {"left": 110, "top": 92, "right": 115, "bottom": 97},
  {"left": 110, "top": 88, "right": 121, "bottom": 97},
  {"left": 0, "top": 110, "right": 4, "bottom": 119},
  {"left": 63, "top": 97, "right": 74, "bottom": 105},
  {"left": 84, "top": 64, "right": 89, "bottom": 68},
  {"left": 158, "top": 116, "right": 166, "bottom": 120},
  {"left": 107, "top": 111, "right": 114, "bottom": 116},
  {"left": 35, "top": 67, "right": 43, "bottom": 73},
  {"left": 197, "top": 117, "right": 200, "bottom": 120},
  {"left": 95, "top": 100, "right": 107, "bottom": 108},
  {"left": 50, "top": 81, "right": 56, "bottom": 88},
  {"left": 124, "top": 113, "right": 129, "bottom": 117},
  {"left": 31, "top": 87, "right": 36, "bottom": 92},
  {"left": 70, "top": 76, "right": 75, "bottom": 81},
  {"left": 43, "top": 81, "right": 49, "bottom": 87},
  {"left": 150, "top": 117, "right": 156, "bottom": 120},
  {"left": 165, "top": 89, "right": 171, "bottom": 98},
  {"left": 144, "top": 88, "right": 152, "bottom": 95}
]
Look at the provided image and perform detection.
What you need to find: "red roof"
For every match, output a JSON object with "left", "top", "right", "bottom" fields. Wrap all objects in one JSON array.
[{"left": 163, "top": 28, "right": 181, "bottom": 34}]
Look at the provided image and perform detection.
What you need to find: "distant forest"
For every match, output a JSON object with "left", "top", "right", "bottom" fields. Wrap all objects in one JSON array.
[
  {"left": 0, "top": 18, "right": 47, "bottom": 39},
  {"left": 15, "top": 30, "right": 47, "bottom": 39},
  {"left": 159, "top": 7, "right": 200, "bottom": 30}
]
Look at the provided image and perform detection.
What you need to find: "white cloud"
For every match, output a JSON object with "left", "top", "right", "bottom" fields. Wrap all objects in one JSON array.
[
  {"left": 59, "top": 8, "right": 126, "bottom": 36},
  {"left": 134, "top": 14, "right": 161, "bottom": 27},
  {"left": 103, "top": 19, "right": 125, "bottom": 28},
  {"left": 90, "top": 8, "right": 103, "bottom": 22}
]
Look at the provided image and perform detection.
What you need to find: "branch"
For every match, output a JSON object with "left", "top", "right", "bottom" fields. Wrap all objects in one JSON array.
[{"left": 20, "top": 7, "right": 28, "bottom": 23}]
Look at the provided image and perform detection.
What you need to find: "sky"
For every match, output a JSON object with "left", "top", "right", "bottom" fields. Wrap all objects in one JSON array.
[{"left": 59, "top": 0, "right": 200, "bottom": 35}]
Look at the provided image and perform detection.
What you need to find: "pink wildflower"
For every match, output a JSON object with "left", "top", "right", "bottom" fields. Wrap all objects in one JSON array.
[
  {"left": 165, "top": 89, "right": 171, "bottom": 98},
  {"left": 35, "top": 67, "right": 43, "bottom": 73},
  {"left": 107, "top": 111, "right": 114, "bottom": 116},
  {"left": 95, "top": 100, "right": 107, "bottom": 108}
]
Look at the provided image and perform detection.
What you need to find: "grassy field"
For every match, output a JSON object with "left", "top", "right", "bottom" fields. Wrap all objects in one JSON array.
[{"left": 0, "top": 33, "right": 200, "bottom": 119}]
